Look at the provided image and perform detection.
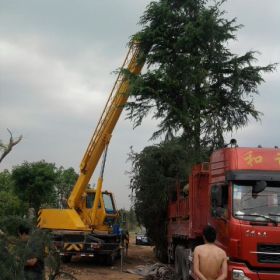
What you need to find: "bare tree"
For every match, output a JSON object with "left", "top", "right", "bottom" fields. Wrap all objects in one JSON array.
[{"left": 0, "top": 129, "right": 23, "bottom": 164}]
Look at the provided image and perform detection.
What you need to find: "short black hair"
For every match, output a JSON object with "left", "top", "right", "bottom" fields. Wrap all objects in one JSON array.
[
  {"left": 18, "top": 224, "right": 30, "bottom": 235},
  {"left": 203, "top": 225, "right": 216, "bottom": 243}
]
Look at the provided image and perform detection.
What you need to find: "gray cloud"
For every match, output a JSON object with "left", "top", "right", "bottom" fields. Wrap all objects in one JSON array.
[{"left": 0, "top": 0, "right": 279, "bottom": 208}]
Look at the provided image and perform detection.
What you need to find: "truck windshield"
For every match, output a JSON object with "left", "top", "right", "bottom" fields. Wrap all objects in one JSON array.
[
  {"left": 102, "top": 193, "right": 115, "bottom": 214},
  {"left": 233, "top": 181, "right": 280, "bottom": 223}
]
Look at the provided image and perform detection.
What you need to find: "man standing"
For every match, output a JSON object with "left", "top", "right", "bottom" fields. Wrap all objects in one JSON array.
[
  {"left": 121, "top": 229, "right": 129, "bottom": 257},
  {"left": 18, "top": 224, "right": 45, "bottom": 280},
  {"left": 193, "top": 225, "right": 227, "bottom": 280}
]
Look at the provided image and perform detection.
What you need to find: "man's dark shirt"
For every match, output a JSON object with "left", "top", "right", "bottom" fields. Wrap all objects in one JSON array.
[{"left": 22, "top": 231, "right": 45, "bottom": 280}]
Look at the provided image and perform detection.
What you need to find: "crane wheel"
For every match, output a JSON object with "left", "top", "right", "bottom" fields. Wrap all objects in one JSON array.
[
  {"left": 105, "top": 253, "right": 115, "bottom": 266},
  {"left": 61, "top": 255, "right": 72, "bottom": 263}
]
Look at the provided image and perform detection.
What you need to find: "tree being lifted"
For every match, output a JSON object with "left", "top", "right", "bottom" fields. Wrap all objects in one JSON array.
[
  {"left": 126, "top": 0, "right": 275, "bottom": 159},
  {"left": 126, "top": 0, "right": 276, "bottom": 259},
  {"left": 0, "top": 129, "right": 22, "bottom": 164}
]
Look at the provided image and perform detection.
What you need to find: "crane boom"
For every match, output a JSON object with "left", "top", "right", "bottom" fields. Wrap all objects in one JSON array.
[
  {"left": 68, "top": 42, "right": 143, "bottom": 209},
  {"left": 38, "top": 42, "right": 146, "bottom": 264}
]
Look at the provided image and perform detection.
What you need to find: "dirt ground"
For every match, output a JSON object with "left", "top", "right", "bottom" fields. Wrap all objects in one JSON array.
[{"left": 60, "top": 237, "right": 157, "bottom": 280}]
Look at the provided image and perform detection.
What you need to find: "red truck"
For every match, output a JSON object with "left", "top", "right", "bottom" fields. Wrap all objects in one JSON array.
[{"left": 167, "top": 144, "right": 280, "bottom": 280}]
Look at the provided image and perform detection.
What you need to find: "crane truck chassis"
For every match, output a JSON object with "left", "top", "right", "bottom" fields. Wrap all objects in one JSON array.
[
  {"left": 167, "top": 144, "right": 280, "bottom": 280},
  {"left": 38, "top": 42, "right": 144, "bottom": 264}
]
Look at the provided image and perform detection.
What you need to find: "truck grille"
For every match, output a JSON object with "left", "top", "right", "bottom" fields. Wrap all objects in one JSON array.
[{"left": 257, "top": 244, "right": 280, "bottom": 264}]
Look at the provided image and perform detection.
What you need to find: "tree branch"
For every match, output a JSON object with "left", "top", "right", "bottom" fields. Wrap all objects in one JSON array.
[{"left": 0, "top": 129, "right": 23, "bottom": 164}]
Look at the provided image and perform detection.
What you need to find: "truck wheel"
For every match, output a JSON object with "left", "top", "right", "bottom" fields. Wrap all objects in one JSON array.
[
  {"left": 168, "top": 244, "right": 174, "bottom": 264},
  {"left": 175, "top": 245, "right": 183, "bottom": 278},
  {"left": 105, "top": 254, "right": 115, "bottom": 266},
  {"left": 175, "top": 245, "right": 189, "bottom": 280},
  {"left": 181, "top": 249, "right": 189, "bottom": 280},
  {"left": 182, "top": 248, "right": 191, "bottom": 280},
  {"left": 116, "top": 248, "right": 121, "bottom": 259}
]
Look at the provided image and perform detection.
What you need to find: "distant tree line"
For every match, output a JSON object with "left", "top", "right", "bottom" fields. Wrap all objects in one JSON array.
[
  {"left": 119, "top": 207, "right": 139, "bottom": 232},
  {"left": 0, "top": 161, "right": 78, "bottom": 234}
]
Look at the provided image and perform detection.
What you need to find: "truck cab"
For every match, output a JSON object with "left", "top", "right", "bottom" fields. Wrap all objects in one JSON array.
[
  {"left": 167, "top": 146, "right": 280, "bottom": 280},
  {"left": 209, "top": 147, "right": 280, "bottom": 280}
]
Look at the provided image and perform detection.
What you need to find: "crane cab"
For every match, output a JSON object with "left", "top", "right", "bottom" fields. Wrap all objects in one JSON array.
[{"left": 79, "top": 189, "right": 119, "bottom": 233}]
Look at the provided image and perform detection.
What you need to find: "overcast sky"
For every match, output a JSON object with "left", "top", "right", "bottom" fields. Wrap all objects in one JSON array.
[{"left": 0, "top": 0, "right": 279, "bottom": 209}]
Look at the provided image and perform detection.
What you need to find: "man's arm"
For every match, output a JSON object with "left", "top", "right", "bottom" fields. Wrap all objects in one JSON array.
[
  {"left": 216, "top": 255, "right": 228, "bottom": 280},
  {"left": 25, "top": 237, "right": 43, "bottom": 267},
  {"left": 193, "top": 247, "right": 207, "bottom": 280}
]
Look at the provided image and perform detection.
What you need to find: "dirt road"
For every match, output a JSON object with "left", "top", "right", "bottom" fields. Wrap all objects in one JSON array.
[{"left": 60, "top": 241, "right": 157, "bottom": 280}]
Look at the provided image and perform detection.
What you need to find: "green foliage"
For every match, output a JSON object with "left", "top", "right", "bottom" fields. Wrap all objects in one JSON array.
[
  {"left": 129, "top": 139, "right": 189, "bottom": 259},
  {"left": 0, "top": 169, "right": 13, "bottom": 191},
  {"left": 12, "top": 161, "right": 57, "bottom": 213},
  {"left": 126, "top": 207, "right": 138, "bottom": 231},
  {"left": 125, "top": 0, "right": 276, "bottom": 156},
  {"left": 0, "top": 216, "right": 31, "bottom": 236},
  {"left": 0, "top": 226, "right": 60, "bottom": 280},
  {"left": 0, "top": 219, "right": 32, "bottom": 279},
  {"left": 0, "top": 237, "right": 18, "bottom": 280},
  {"left": 0, "top": 162, "right": 78, "bottom": 222},
  {"left": 0, "top": 192, "right": 22, "bottom": 217},
  {"left": 0, "top": 170, "right": 26, "bottom": 218},
  {"left": 54, "top": 167, "right": 78, "bottom": 208},
  {"left": 119, "top": 207, "right": 138, "bottom": 231}
]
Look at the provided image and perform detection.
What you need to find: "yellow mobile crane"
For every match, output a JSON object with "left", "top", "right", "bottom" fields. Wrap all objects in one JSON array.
[{"left": 38, "top": 42, "right": 144, "bottom": 264}]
